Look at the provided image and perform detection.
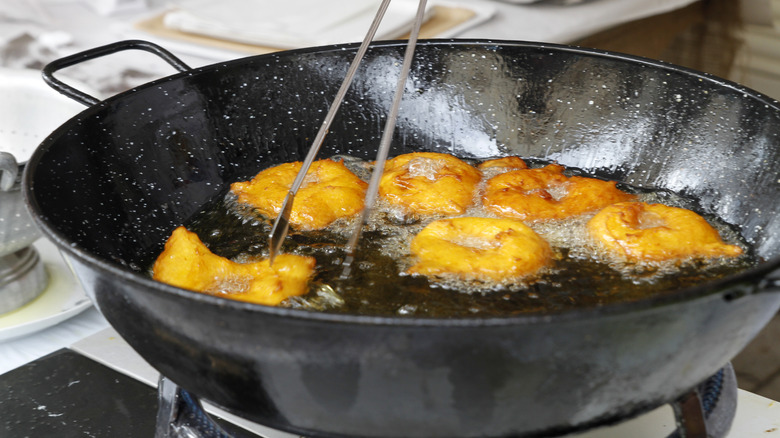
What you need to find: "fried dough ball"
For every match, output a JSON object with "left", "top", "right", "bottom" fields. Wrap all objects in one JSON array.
[
  {"left": 152, "top": 227, "right": 315, "bottom": 306},
  {"left": 379, "top": 152, "right": 482, "bottom": 217},
  {"left": 587, "top": 202, "right": 744, "bottom": 262},
  {"left": 407, "top": 217, "right": 552, "bottom": 282},
  {"left": 483, "top": 164, "right": 636, "bottom": 222},
  {"left": 231, "top": 159, "right": 368, "bottom": 230},
  {"left": 478, "top": 156, "right": 528, "bottom": 170}
]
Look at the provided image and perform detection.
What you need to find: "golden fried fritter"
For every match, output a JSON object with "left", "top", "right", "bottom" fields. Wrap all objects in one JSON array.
[
  {"left": 477, "top": 156, "right": 528, "bottom": 170},
  {"left": 152, "top": 227, "right": 315, "bottom": 306},
  {"left": 587, "top": 202, "right": 744, "bottom": 262},
  {"left": 483, "top": 163, "right": 636, "bottom": 222},
  {"left": 379, "top": 152, "right": 482, "bottom": 217},
  {"left": 231, "top": 159, "right": 368, "bottom": 230},
  {"left": 407, "top": 217, "right": 552, "bottom": 281}
]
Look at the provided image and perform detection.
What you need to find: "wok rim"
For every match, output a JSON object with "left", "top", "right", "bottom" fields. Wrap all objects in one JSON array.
[{"left": 23, "top": 38, "right": 780, "bottom": 328}]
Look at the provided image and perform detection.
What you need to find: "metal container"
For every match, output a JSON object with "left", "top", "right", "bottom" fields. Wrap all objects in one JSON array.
[{"left": 0, "top": 68, "right": 93, "bottom": 313}]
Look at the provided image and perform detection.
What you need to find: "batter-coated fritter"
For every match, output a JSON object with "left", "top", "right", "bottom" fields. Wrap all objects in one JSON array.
[
  {"left": 379, "top": 152, "right": 482, "bottom": 217},
  {"left": 478, "top": 156, "right": 528, "bottom": 170},
  {"left": 483, "top": 164, "right": 636, "bottom": 222},
  {"left": 231, "top": 159, "right": 368, "bottom": 230},
  {"left": 587, "top": 202, "right": 744, "bottom": 262},
  {"left": 152, "top": 227, "right": 315, "bottom": 306},
  {"left": 407, "top": 217, "right": 552, "bottom": 281}
]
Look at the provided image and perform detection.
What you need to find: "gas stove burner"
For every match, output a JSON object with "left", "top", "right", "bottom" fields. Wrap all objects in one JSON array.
[
  {"left": 0, "top": 245, "right": 48, "bottom": 315},
  {"left": 669, "top": 364, "right": 737, "bottom": 438},
  {"left": 154, "top": 364, "right": 739, "bottom": 438},
  {"left": 156, "top": 376, "right": 243, "bottom": 438}
]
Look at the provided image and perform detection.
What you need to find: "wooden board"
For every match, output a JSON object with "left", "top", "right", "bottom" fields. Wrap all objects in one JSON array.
[{"left": 135, "top": 5, "right": 478, "bottom": 55}]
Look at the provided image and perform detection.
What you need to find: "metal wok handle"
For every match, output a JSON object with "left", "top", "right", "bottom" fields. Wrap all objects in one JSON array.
[{"left": 42, "top": 39, "right": 192, "bottom": 107}]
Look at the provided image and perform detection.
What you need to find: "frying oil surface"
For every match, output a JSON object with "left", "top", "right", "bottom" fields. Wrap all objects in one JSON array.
[{"left": 185, "top": 156, "right": 752, "bottom": 318}]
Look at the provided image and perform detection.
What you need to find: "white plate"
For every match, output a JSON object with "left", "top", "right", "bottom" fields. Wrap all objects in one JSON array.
[{"left": 0, "top": 239, "right": 91, "bottom": 342}]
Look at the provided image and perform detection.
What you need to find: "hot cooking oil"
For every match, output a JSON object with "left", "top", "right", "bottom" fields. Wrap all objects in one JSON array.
[{"left": 179, "top": 156, "right": 754, "bottom": 318}]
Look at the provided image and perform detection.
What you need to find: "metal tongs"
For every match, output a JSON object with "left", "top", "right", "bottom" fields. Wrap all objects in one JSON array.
[{"left": 268, "top": 0, "right": 429, "bottom": 276}]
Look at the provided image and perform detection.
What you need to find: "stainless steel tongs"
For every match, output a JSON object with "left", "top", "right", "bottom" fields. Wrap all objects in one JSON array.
[{"left": 268, "top": 0, "right": 429, "bottom": 274}]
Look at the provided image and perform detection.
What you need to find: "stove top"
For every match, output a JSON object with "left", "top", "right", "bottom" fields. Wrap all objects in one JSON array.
[{"left": 1, "top": 349, "right": 259, "bottom": 438}]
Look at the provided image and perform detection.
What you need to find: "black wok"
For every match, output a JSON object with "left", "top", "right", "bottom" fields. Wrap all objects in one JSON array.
[{"left": 25, "top": 39, "right": 780, "bottom": 437}]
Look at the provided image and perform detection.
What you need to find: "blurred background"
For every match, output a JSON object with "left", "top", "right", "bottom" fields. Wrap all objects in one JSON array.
[
  {"left": 6, "top": 0, "right": 775, "bottom": 98},
  {"left": 576, "top": 0, "right": 780, "bottom": 99}
]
